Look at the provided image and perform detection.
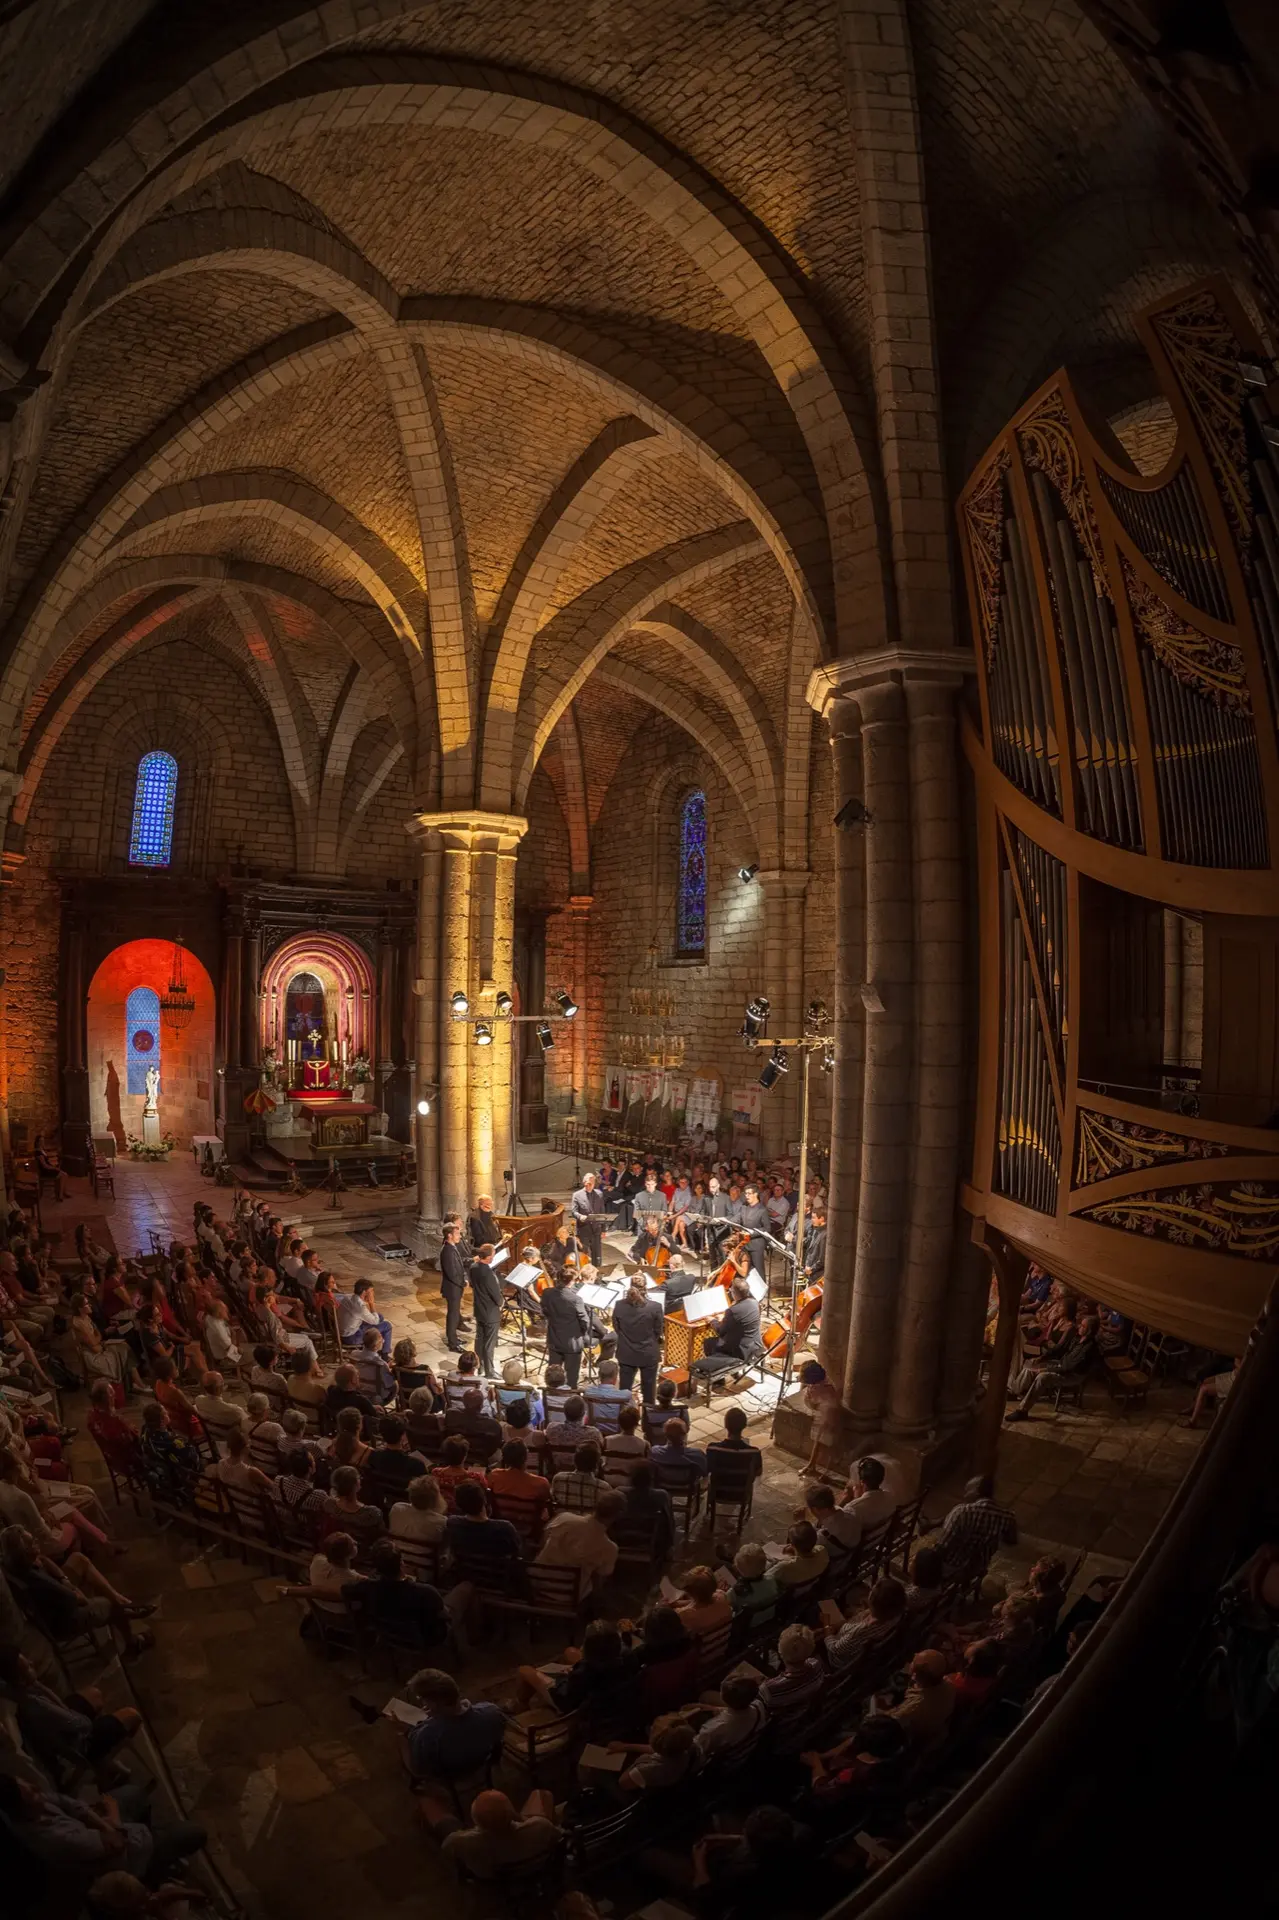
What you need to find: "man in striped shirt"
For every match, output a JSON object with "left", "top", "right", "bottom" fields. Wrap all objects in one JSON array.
[{"left": 935, "top": 1477, "right": 1018, "bottom": 1574}]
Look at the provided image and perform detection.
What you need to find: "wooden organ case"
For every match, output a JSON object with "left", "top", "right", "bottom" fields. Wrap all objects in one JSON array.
[{"left": 960, "top": 277, "right": 1279, "bottom": 1355}]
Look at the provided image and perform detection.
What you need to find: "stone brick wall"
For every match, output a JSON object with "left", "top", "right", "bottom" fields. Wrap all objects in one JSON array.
[{"left": 1, "top": 627, "right": 418, "bottom": 1143}]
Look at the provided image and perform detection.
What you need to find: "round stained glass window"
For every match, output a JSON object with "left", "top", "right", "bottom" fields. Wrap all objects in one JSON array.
[{"left": 132, "top": 1029, "right": 155, "bottom": 1053}]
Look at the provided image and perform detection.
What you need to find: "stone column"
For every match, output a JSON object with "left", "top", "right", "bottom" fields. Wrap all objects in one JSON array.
[
  {"left": 566, "top": 895, "right": 593, "bottom": 1114},
  {"left": 490, "top": 840, "right": 521, "bottom": 1198},
  {"left": 411, "top": 813, "right": 528, "bottom": 1224},
  {"left": 60, "top": 902, "right": 92, "bottom": 1174},
  {"left": 886, "top": 670, "right": 966, "bottom": 1437},
  {"left": 0, "top": 843, "right": 22, "bottom": 1209},
  {"left": 807, "top": 649, "right": 971, "bottom": 1439},
  {"left": 241, "top": 912, "right": 261, "bottom": 1072},
  {"left": 412, "top": 828, "right": 443, "bottom": 1226},
  {"left": 814, "top": 698, "right": 864, "bottom": 1388},
  {"left": 756, "top": 870, "right": 810, "bottom": 1156},
  {"left": 223, "top": 913, "right": 243, "bottom": 1073}
]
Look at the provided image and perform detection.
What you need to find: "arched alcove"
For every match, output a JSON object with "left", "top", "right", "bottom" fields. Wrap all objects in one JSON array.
[{"left": 86, "top": 938, "right": 216, "bottom": 1148}]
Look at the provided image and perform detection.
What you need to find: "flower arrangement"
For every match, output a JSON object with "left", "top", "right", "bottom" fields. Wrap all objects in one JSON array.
[
  {"left": 125, "top": 1133, "right": 175, "bottom": 1161},
  {"left": 346, "top": 1052, "right": 372, "bottom": 1085}
]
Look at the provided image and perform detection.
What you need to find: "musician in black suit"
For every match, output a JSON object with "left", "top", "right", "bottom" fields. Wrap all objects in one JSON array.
[
  {"left": 692, "top": 1277, "right": 765, "bottom": 1381},
  {"left": 802, "top": 1207, "right": 828, "bottom": 1281},
  {"left": 538, "top": 1268, "right": 591, "bottom": 1388},
  {"left": 571, "top": 1171, "right": 606, "bottom": 1265},
  {"left": 438, "top": 1219, "right": 469, "bottom": 1352},
  {"left": 611, "top": 1280, "right": 665, "bottom": 1405},
  {"left": 629, "top": 1217, "right": 674, "bottom": 1266},
  {"left": 468, "top": 1242, "right": 504, "bottom": 1377},
  {"left": 466, "top": 1194, "right": 500, "bottom": 1255},
  {"left": 739, "top": 1185, "right": 772, "bottom": 1278}
]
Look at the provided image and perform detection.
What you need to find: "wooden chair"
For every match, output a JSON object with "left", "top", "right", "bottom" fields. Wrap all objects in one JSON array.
[
  {"left": 583, "top": 1390, "right": 628, "bottom": 1436},
  {"left": 653, "top": 1463, "right": 704, "bottom": 1537},
  {"left": 706, "top": 1454, "right": 758, "bottom": 1534},
  {"left": 391, "top": 1536, "right": 442, "bottom": 1585},
  {"left": 564, "top": 1798, "right": 639, "bottom": 1873},
  {"left": 500, "top": 1706, "right": 583, "bottom": 1783},
  {"left": 91, "top": 1153, "right": 115, "bottom": 1199},
  {"left": 611, "top": 1508, "right": 668, "bottom": 1572},
  {"left": 882, "top": 1495, "right": 925, "bottom": 1575},
  {"left": 489, "top": 1489, "right": 549, "bottom": 1544},
  {"left": 484, "top": 1564, "right": 585, "bottom": 1637},
  {"left": 695, "top": 1617, "right": 734, "bottom": 1687},
  {"left": 219, "top": 1482, "right": 289, "bottom": 1565}
]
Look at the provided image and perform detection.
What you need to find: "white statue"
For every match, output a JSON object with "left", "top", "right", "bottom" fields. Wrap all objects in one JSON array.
[{"left": 144, "top": 1065, "right": 160, "bottom": 1113}]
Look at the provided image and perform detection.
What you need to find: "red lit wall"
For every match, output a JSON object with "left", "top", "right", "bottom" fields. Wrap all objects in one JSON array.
[{"left": 86, "top": 940, "right": 215, "bottom": 1149}]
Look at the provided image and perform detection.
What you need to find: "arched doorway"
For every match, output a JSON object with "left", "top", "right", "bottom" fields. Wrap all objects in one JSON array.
[
  {"left": 87, "top": 939, "right": 216, "bottom": 1148},
  {"left": 258, "top": 932, "right": 375, "bottom": 1091}
]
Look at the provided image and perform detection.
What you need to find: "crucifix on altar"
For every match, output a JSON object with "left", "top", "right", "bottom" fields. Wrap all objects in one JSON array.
[{"left": 300, "top": 1024, "right": 333, "bottom": 1090}]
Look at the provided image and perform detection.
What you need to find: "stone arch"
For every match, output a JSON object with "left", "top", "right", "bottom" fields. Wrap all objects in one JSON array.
[
  {"left": 12, "top": 56, "right": 889, "bottom": 651},
  {"left": 106, "top": 469, "right": 425, "bottom": 650},
  {"left": 511, "top": 524, "right": 765, "bottom": 808}
]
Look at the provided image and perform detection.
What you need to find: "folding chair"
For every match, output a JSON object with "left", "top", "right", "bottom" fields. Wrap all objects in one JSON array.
[
  {"left": 583, "top": 1391, "right": 627, "bottom": 1436},
  {"left": 484, "top": 1564, "right": 586, "bottom": 1639},
  {"left": 392, "top": 1536, "right": 442, "bottom": 1585}
]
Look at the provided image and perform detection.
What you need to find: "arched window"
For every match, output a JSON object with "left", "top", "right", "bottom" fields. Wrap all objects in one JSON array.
[
  {"left": 125, "top": 987, "right": 160, "bottom": 1096},
  {"left": 677, "top": 788, "right": 707, "bottom": 956},
  {"left": 128, "top": 751, "right": 178, "bottom": 867}
]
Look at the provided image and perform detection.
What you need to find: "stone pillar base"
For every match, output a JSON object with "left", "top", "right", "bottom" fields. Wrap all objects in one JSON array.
[
  {"left": 142, "top": 1111, "right": 161, "bottom": 1147},
  {"left": 771, "top": 1392, "right": 976, "bottom": 1495}
]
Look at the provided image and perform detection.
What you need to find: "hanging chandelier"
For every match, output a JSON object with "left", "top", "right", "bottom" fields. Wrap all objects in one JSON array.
[{"left": 160, "top": 935, "right": 196, "bottom": 1034}]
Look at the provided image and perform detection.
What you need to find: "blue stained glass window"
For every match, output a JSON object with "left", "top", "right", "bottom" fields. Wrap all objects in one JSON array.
[
  {"left": 677, "top": 789, "right": 707, "bottom": 955},
  {"left": 126, "top": 987, "right": 160, "bottom": 1096},
  {"left": 128, "top": 751, "right": 177, "bottom": 867}
]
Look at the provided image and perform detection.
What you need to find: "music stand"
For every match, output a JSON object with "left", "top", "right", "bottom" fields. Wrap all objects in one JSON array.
[{"left": 502, "top": 1260, "right": 541, "bottom": 1375}]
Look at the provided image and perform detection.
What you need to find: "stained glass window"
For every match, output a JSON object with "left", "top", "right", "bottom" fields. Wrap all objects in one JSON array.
[
  {"left": 128, "top": 751, "right": 177, "bottom": 867},
  {"left": 677, "top": 788, "right": 707, "bottom": 955},
  {"left": 126, "top": 987, "right": 161, "bottom": 1096}
]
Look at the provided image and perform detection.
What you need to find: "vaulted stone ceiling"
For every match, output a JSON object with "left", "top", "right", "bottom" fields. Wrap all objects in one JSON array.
[{"left": 0, "top": 0, "right": 1239, "bottom": 881}]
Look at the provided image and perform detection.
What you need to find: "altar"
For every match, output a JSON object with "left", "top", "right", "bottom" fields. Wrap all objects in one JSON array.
[{"left": 292, "top": 1096, "right": 379, "bottom": 1149}]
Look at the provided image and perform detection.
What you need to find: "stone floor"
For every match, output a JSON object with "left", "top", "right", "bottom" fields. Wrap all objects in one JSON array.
[{"left": 30, "top": 1155, "right": 1207, "bottom": 1916}]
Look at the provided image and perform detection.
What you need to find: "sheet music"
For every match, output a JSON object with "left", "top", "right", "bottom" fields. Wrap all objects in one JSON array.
[
  {"left": 490, "top": 1245, "right": 510, "bottom": 1269},
  {"left": 579, "top": 1281, "right": 624, "bottom": 1309},
  {"left": 504, "top": 1260, "right": 540, "bottom": 1290},
  {"left": 683, "top": 1283, "right": 729, "bottom": 1323},
  {"left": 745, "top": 1272, "right": 767, "bottom": 1301},
  {"left": 647, "top": 1288, "right": 666, "bottom": 1311}
]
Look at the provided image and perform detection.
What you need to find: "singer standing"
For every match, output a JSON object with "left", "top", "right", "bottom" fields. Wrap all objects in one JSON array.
[
  {"left": 571, "top": 1170, "right": 606, "bottom": 1266},
  {"left": 469, "top": 1242, "right": 503, "bottom": 1377},
  {"left": 438, "top": 1218, "right": 469, "bottom": 1353}
]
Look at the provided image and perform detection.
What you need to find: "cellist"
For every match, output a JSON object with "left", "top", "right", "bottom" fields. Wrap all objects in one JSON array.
[{"left": 629, "top": 1215, "right": 674, "bottom": 1268}]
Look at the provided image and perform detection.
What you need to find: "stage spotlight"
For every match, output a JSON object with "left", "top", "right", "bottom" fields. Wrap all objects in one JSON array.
[
  {"left": 758, "top": 1045, "right": 789, "bottom": 1091},
  {"left": 740, "top": 993, "right": 771, "bottom": 1042},
  {"left": 416, "top": 1097, "right": 431, "bottom": 1116},
  {"left": 822, "top": 1043, "right": 836, "bottom": 1075},
  {"left": 556, "top": 990, "right": 579, "bottom": 1018},
  {"left": 834, "top": 797, "right": 872, "bottom": 831},
  {"left": 536, "top": 1022, "right": 555, "bottom": 1053},
  {"left": 494, "top": 990, "right": 514, "bottom": 1017},
  {"left": 738, "top": 863, "right": 758, "bottom": 884},
  {"left": 450, "top": 990, "right": 470, "bottom": 1017},
  {"left": 474, "top": 1021, "right": 494, "bottom": 1046}
]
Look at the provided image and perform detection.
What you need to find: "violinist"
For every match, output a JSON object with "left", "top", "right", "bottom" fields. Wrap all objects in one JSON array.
[{"left": 691, "top": 1276, "right": 765, "bottom": 1384}]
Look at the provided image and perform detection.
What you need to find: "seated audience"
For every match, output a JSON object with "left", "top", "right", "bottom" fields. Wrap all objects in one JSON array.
[
  {"left": 432, "top": 1435, "right": 490, "bottom": 1511},
  {"left": 536, "top": 1489, "right": 623, "bottom": 1584},
  {"left": 192, "top": 1373, "right": 245, "bottom": 1446},
  {"left": 692, "top": 1671, "right": 767, "bottom": 1764},
  {"left": 768, "top": 1520, "right": 828, "bottom": 1590},
  {"left": 362, "top": 1417, "right": 430, "bottom": 1500},
  {"left": 431, "top": 1787, "right": 560, "bottom": 1880},
  {"left": 443, "top": 1387, "right": 503, "bottom": 1455},
  {"left": 705, "top": 1406, "right": 763, "bottom": 1481},
  {"left": 488, "top": 1440, "right": 552, "bottom": 1524},
  {"left": 727, "top": 1541, "right": 779, "bottom": 1621},
  {"left": 330, "top": 1405, "right": 371, "bottom": 1471},
  {"left": 888, "top": 1648, "right": 955, "bottom": 1748},
  {"left": 323, "top": 1364, "right": 377, "bottom": 1427},
  {"left": 354, "top": 1328, "right": 396, "bottom": 1407},
  {"left": 552, "top": 1442, "right": 607, "bottom": 1513},
  {"left": 444, "top": 1480, "right": 522, "bottom": 1576},
  {"left": 322, "top": 1464, "right": 385, "bottom": 1548},
  {"left": 934, "top": 1475, "right": 1019, "bottom": 1575},
  {"left": 390, "top": 1474, "right": 449, "bottom": 1547},
  {"left": 674, "top": 1564, "right": 732, "bottom": 1639},
  {"left": 838, "top": 1455, "right": 896, "bottom": 1531},
  {"left": 650, "top": 1418, "right": 708, "bottom": 1481},
  {"left": 403, "top": 1667, "right": 504, "bottom": 1779},
  {"left": 826, "top": 1576, "right": 907, "bottom": 1671},
  {"left": 618, "top": 1462, "right": 674, "bottom": 1562},
  {"left": 0, "top": 1773, "right": 205, "bottom": 1883}
]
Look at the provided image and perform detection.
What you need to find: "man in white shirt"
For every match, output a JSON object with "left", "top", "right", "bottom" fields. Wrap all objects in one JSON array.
[
  {"left": 279, "top": 1239, "right": 307, "bottom": 1285},
  {"left": 839, "top": 1456, "right": 897, "bottom": 1531},
  {"left": 202, "top": 1299, "right": 240, "bottom": 1369},
  {"left": 535, "top": 1490, "right": 624, "bottom": 1584},
  {"left": 337, "top": 1280, "right": 392, "bottom": 1355},
  {"left": 694, "top": 1673, "right": 768, "bottom": 1762}
]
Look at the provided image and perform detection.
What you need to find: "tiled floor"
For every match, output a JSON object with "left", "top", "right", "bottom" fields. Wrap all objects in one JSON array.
[{"left": 37, "top": 1157, "right": 1205, "bottom": 1916}]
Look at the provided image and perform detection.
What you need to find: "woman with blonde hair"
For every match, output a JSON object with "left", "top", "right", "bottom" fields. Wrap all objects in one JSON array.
[{"left": 330, "top": 1405, "right": 370, "bottom": 1470}]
